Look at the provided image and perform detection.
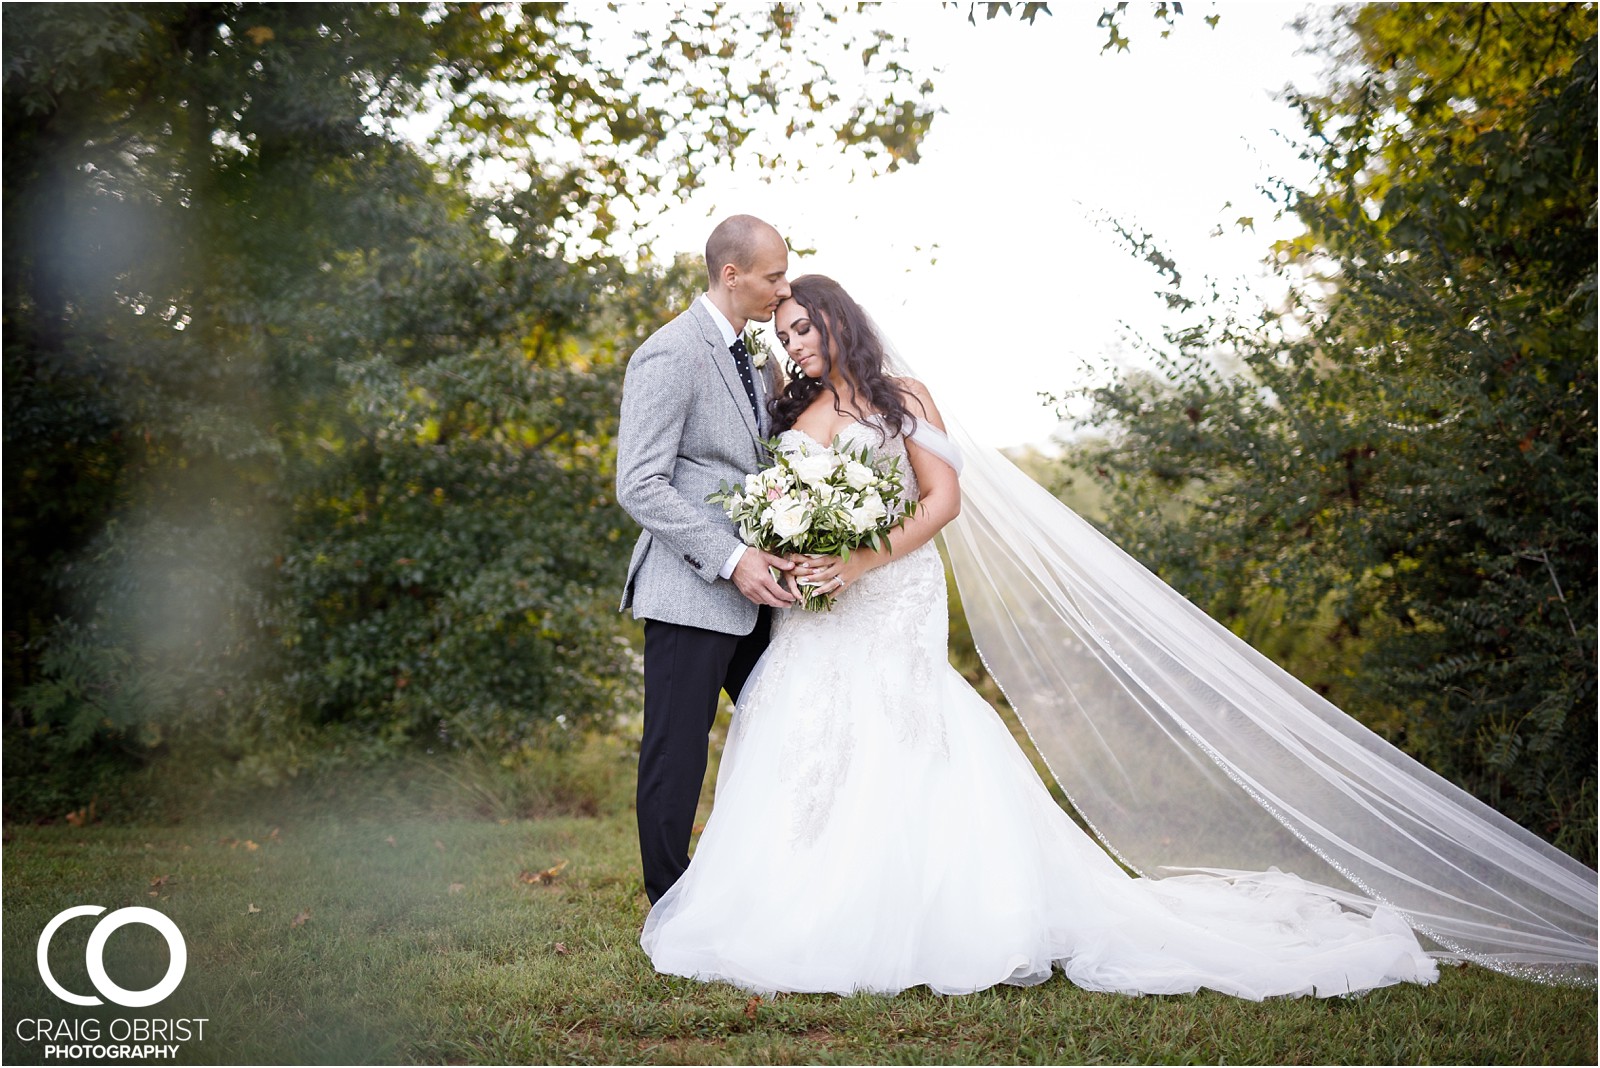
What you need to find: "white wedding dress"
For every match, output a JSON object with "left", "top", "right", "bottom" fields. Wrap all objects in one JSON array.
[{"left": 640, "top": 420, "right": 1439, "bottom": 999}]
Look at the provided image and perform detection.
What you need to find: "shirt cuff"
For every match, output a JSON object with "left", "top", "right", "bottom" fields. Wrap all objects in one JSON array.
[{"left": 719, "top": 543, "right": 747, "bottom": 580}]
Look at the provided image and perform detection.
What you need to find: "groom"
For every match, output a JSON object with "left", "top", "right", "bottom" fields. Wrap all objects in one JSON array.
[{"left": 616, "top": 214, "right": 797, "bottom": 904}]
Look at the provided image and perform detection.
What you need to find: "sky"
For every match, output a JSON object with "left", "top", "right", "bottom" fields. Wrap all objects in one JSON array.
[{"left": 641, "top": 3, "right": 1331, "bottom": 448}]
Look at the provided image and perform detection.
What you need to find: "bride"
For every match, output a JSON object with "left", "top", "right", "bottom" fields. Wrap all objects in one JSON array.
[{"left": 639, "top": 274, "right": 1596, "bottom": 999}]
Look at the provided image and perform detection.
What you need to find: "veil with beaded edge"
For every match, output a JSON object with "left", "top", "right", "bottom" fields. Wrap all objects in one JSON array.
[{"left": 865, "top": 319, "right": 1598, "bottom": 985}]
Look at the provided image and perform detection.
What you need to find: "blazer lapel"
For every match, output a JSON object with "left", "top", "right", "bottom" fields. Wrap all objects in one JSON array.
[
  {"left": 756, "top": 359, "right": 779, "bottom": 437},
  {"left": 689, "top": 303, "right": 760, "bottom": 441}
]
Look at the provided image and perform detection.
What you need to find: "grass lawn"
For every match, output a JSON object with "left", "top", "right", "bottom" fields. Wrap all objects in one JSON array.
[{"left": 3, "top": 772, "right": 1595, "bottom": 1067}]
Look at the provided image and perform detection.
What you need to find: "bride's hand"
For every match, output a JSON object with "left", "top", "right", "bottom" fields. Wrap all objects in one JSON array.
[
  {"left": 793, "top": 552, "right": 871, "bottom": 595},
  {"left": 783, "top": 553, "right": 824, "bottom": 599}
]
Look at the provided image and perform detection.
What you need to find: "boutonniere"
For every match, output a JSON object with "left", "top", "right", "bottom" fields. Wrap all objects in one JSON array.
[{"left": 743, "top": 329, "right": 772, "bottom": 370}]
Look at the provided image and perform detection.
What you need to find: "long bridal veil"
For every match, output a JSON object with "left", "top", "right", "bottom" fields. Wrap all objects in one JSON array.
[{"left": 883, "top": 341, "right": 1596, "bottom": 985}]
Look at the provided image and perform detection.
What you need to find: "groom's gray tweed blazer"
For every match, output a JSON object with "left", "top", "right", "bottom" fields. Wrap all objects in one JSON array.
[{"left": 616, "top": 300, "right": 778, "bottom": 636}]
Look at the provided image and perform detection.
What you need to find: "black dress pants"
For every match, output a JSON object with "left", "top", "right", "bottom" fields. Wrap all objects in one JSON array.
[{"left": 638, "top": 607, "right": 771, "bottom": 904}]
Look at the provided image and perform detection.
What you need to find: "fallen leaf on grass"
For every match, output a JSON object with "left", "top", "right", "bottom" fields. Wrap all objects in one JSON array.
[
  {"left": 65, "top": 799, "right": 99, "bottom": 827},
  {"left": 692, "top": 822, "right": 707, "bottom": 834},
  {"left": 433, "top": 839, "right": 446, "bottom": 853},
  {"left": 384, "top": 835, "right": 397, "bottom": 847},
  {"left": 290, "top": 908, "right": 311, "bottom": 929},
  {"left": 247, "top": 903, "right": 261, "bottom": 914},
  {"left": 448, "top": 882, "right": 466, "bottom": 895},
  {"left": 243, "top": 839, "right": 259, "bottom": 851},
  {"left": 268, "top": 827, "right": 281, "bottom": 841},
  {"left": 149, "top": 874, "right": 171, "bottom": 889},
  {"left": 553, "top": 942, "right": 569, "bottom": 955},
  {"left": 518, "top": 860, "right": 569, "bottom": 886},
  {"left": 744, "top": 996, "right": 762, "bottom": 1021}
]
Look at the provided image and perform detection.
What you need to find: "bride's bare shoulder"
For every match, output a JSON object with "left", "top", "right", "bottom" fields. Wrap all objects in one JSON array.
[{"left": 892, "top": 377, "right": 946, "bottom": 432}]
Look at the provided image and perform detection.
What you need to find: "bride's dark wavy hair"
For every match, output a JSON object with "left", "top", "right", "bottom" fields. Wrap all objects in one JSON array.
[{"left": 768, "top": 274, "right": 919, "bottom": 440}]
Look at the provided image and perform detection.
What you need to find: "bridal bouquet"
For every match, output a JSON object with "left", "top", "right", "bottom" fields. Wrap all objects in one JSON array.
[{"left": 709, "top": 437, "right": 917, "bottom": 611}]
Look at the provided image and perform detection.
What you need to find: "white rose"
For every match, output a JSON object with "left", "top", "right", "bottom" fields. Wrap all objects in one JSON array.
[
  {"left": 841, "top": 460, "right": 875, "bottom": 490},
  {"left": 744, "top": 472, "right": 765, "bottom": 493},
  {"left": 767, "top": 497, "right": 810, "bottom": 540},
  {"left": 846, "top": 505, "right": 880, "bottom": 534},
  {"left": 844, "top": 495, "right": 883, "bottom": 534},
  {"left": 790, "top": 451, "right": 840, "bottom": 487}
]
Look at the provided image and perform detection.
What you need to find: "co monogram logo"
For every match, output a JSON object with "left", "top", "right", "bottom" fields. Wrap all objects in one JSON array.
[{"left": 37, "top": 906, "right": 187, "bottom": 1008}]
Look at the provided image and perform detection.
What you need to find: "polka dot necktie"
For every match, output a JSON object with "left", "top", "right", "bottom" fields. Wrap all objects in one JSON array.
[{"left": 729, "top": 337, "right": 761, "bottom": 423}]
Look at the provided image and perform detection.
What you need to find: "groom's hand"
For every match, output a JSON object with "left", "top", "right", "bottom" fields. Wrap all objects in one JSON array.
[{"left": 732, "top": 550, "right": 796, "bottom": 607}]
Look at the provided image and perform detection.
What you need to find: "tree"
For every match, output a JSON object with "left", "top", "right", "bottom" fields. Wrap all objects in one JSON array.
[
  {"left": 1056, "top": 3, "right": 1596, "bottom": 858},
  {"left": 1, "top": 2, "right": 952, "bottom": 811}
]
